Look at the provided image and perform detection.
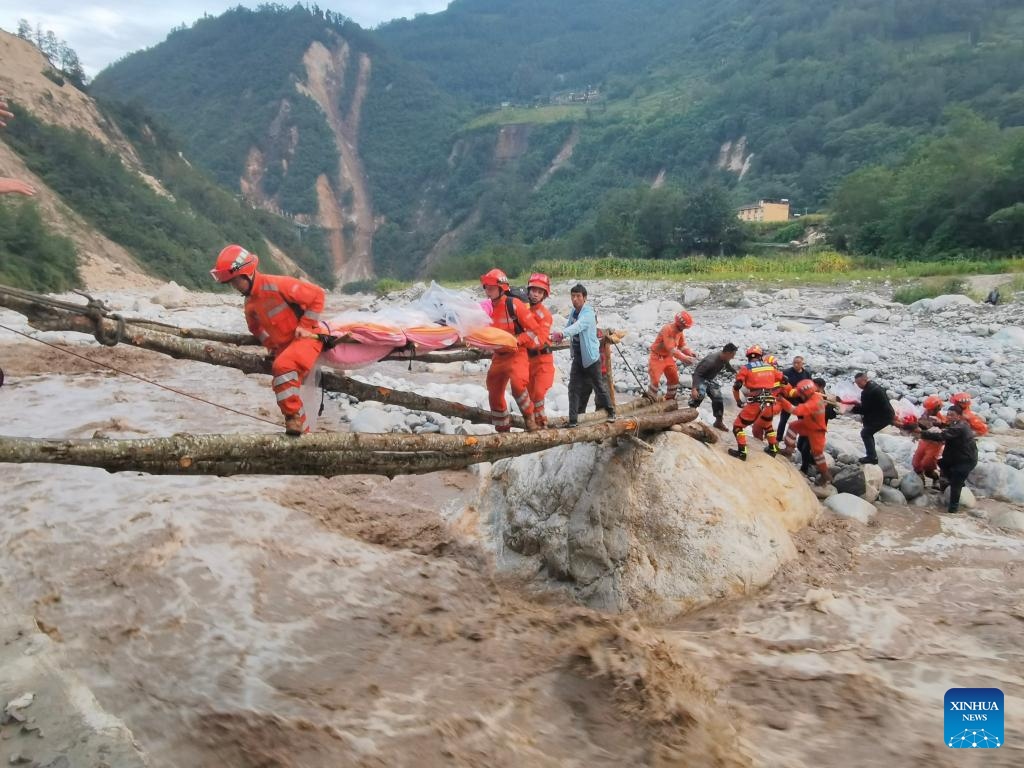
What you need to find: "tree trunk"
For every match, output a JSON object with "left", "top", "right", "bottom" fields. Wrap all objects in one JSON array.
[{"left": 0, "top": 408, "right": 698, "bottom": 477}]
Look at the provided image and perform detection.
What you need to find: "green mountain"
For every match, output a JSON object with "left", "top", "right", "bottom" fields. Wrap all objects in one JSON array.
[{"left": 91, "top": 0, "right": 1024, "bottom": 279}]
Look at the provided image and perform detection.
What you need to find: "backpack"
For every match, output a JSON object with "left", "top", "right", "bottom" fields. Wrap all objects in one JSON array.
[{"left": 505, "top": 288, "right": 529, "bottom": 336}]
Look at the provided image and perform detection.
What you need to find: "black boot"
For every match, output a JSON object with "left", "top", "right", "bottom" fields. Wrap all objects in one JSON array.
[{"left": 728, "top": 448, "right": 747, "bottom": 461}]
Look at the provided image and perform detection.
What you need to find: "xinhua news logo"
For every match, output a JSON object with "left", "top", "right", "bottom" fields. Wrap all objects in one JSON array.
[{"left": 945, "top": 688, "right": 1003, "bottom": 749}]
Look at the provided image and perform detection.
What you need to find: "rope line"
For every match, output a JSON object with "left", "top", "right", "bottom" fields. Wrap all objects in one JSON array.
[{"left": 0, "top": 322, "right": 280, "bottom": 428}]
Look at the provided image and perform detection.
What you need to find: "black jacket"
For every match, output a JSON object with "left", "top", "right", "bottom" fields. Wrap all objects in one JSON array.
[
  {"left": 782, "top": 366, "right": 813, "bottom": 386},
  {"left": 691, "top": 352, "right": 734, "bottom": 388},
  {"left": 851, "top": 380, "right": 895, "bottom": 430},
  {"left": 937, "top": 420, "right": 978, "bottom": 470}
]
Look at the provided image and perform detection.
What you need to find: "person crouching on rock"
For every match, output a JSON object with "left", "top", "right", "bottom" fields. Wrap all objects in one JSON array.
[
  {"left": 779, "top": 379, "right": 833, "bottom": 486},
  {"left": 525, "top": 273, "right": 554, "bottom": 428},
  {"left": 210, "top": 244, "right": 325, "bottom": 436},
  {"left": 911, "top": 395, "right": 946, "bottom": 487},
  {"left": 646, "top": 311, "right": 696, "bottom": 401},
  {"left": 481, "top": 268, "right": 541, "bottom": 432},
  {"left": 933, "top": 404, "right": 979, "bottom": 514},
  {"left": 688, "top": 342, "right": 738, "bottom": 431},
  {"left": 729, "top": 345, "right": 783, "bottom": 461}
]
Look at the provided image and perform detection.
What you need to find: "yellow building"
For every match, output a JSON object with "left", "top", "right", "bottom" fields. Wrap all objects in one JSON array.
[{"left": 737, "top": 199, "right": 790, "bottom": 223}]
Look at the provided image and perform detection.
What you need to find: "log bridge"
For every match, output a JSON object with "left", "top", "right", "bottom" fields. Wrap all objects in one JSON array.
[{"left": 0, "top": 284, "right": 716, "bottom": 477}]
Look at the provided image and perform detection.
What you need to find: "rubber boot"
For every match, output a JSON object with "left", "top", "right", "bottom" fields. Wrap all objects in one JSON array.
[
  {"left": 728, "top": 447, "right": 747, "bottom": 461},
  {"left": 284, "top": 414, "right": 305, "bottom": 436},
  {"left": 764, "top": 443, "right": 780, "bottom": 457},
  {"left": 712, "top": 419, "right": 727, "bottom": 431},
  {"left": 815, "top": 469, "right": 833, "bottom": 487},
  {"left": 524, "top": 414, "right": 540, "bottom": 432}
]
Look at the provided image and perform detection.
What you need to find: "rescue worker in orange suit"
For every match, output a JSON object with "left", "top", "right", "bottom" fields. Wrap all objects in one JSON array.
[
  {"left": 950, "top": 392, "right": 989, "bottom": 436},
  {"left": 911, "top": 395, "right": 947, "bottom": 485},
  {"left": 752, "top": 354, "right": 785, "bottom": 446},
  {"left": 778, "top": 378, "right": 833, "bottom": 486},
  {"left": 525, "top": 273, "right": 554, "bottom": 428},
  {"left": 646, "top": 311, "right": 696, "bottom": 400},
  {"left": 729, "top": 345, "right": 784, "bottom": 460},
  {"left": 481, "top": 268, "right": 541, "bottom": 432},
  {"left": 211, "top": 244, "right": 325, "bottom": 436}
]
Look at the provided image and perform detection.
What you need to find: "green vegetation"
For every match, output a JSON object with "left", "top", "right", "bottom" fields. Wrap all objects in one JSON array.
[
  {"left": 831, "top": 113, "right": 1024, "bottom": 259},
  {"left": 90, "top": 0, "right": 1024, "bottom": 276},
  {"left": 0, "top": 200, "right": 80, "bottom": 291},
  {"left": 339, "top": 277, "right": 408, "bottom": 295},
  {"left": 892, "top": 278, "right": 970, "bottom": 304},
  {"left": 2, "top": 105, "right": 333, "bottom": 289}
]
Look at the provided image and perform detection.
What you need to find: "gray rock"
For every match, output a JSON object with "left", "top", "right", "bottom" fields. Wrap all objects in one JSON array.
[
  {"left": 970, "top": 462, "right": 1024, "bottom": 504},
  {"left": 992, "top": 326, "right": 1024, "bottom": 348},
  {"left": 877, "top": 451, "right": 898, "bottom": 481},
  {"left": 979, "top": 371, "right": 999, "bottom": 387},
  {"left": 824, "top": 493, "right": 877, "bottom": 524},
  {"left": 683, "top": 287, "right": 711, "bottom": 306},
  {"left": 878, "top": 487, "right": 908, "bottom": 505},
  {"left": 777, "top": 319, "right": 811, "bottom": 333},
  {"left": 832, "top": 465, "right": 866, "bottom": 497},
  {"left": 899, "top": 473, "right": 925, "bottom": 500},
  {"left": 838, "top": 316, "right": 863, "bottom": 330},
  {"left": 862, "top": 463, "right": 884, "bottom": 502},
  {"left": 989, "top": 509, "right": 1024, "bottom": 531},
  {"left": 943, "top": 486, "right": 977, "bottom": 509}
]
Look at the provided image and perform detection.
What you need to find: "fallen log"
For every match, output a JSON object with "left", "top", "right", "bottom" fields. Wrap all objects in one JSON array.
[{"left": 0, "top": 408, "right": 698, "bottom": 477}]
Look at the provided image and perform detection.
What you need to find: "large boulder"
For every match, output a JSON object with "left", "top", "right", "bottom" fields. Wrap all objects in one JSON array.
[
  {"left": 970, "top": 461, "right": 1024, "bottom": 504},
  {"left": 777, "top": 319, "right": 811, "bottom": 333},
  {"left": 151, "top": 281, "right": 190, "bottom": 309},
  {"left": 475, "top": 433, "right": 819, "bottom": 619},
  {"left": 929, "top": 294, "right": 975, "bottom": 311},
  {"left": 992, "top": 326, "right": 1024, "bottom": 349},
  {"left": 878, "top": 486, "right": 908, "bottom": 506},
  {"left": 683, "top": 287, "right": 711, "bottom": 306}
]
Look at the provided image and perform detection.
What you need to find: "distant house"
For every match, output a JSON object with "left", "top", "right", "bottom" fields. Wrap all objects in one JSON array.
[{"left": 737, "top": 199, "right": 790, "bottom": 223}]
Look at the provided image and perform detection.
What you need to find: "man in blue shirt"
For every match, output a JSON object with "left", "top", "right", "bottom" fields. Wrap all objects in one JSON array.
[{"left": 552, "top": 284, "right": 615, "bottom": 427}]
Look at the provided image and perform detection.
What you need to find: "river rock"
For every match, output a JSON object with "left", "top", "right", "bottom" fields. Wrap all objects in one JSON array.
[
  {"left": 878, "top": 487, "right": 908, "bottom": 505},
  {"left": 777, "top": 319, "right": 811, "bottom": 333},
  {"left": 989, "top": 509, "right": 1024, "bottom": 532},
  {"left": 151, "top": 281, "right": 190, "bottom": 309},
  {"left": 683, "top": 287, "right": 711, "bottom": 306},
  {"left": 824, "top": 493, "right": 877, "bottom": 524},
  {"left": 899, "top": 473, "right": 925, "bottom": 500},
  {"left": 476, "top": 433, "right": 819, "bottom": 619},
  {"left": 970, "top": 461, "right": 1024, "bottom": 504}
]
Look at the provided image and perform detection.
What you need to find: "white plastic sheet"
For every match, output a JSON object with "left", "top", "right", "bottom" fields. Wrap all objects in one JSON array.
[{"left": 411, "top": 281, "right": 491, "bottom": 336}]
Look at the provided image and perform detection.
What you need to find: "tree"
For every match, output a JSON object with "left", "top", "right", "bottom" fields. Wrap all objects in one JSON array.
[{"left": 15, "top": 19, "right": 31, "bottom": 40}]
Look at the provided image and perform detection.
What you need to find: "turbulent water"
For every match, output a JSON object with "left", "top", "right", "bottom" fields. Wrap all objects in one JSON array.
[{"left": 1, "top": 286, "right": 1022, "bottom": 767}]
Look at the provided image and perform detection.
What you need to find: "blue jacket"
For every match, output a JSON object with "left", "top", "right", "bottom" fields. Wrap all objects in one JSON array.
[{"left": 563, "top": 303, "right": 600, "bottom": 368}]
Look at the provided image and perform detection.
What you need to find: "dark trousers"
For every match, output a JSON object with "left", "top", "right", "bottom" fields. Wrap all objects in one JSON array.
[
  {"left": 860, "top": 423, "right": 887, "bottom": 461},
  {"left": 777, "top": 409, "right": 792, "bottom": 439},
  {"left": 941, "top": 462, "right": 976, "bottom": 512},
  {"left": 569, "top": 356, "right": 613, "bottom": 423},
  {"left": 797, "top": 436, "right": 812, "bottom": 471}
]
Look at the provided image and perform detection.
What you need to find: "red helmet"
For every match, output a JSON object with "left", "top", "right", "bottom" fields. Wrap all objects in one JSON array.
[
  {"left": 745, "top": 344, "right": 763, "bottom": 359},
  {"left": 211, "top": 244, "right": 258, "bottom": 283},
  {"left": 796, "top": 379, "right": 817, "bottom": 396},
  {"left": 922, "top": 395, "right": 943, "bottom": 412},
  {"left": 674, "top": 310, "right": 693, "bottom": 329},
  {"left": 527, "top": 272, "right": 550, "bottom": 295},
  {"left": 951, "top": 392, "right": 972, "bottom": 408},
  {"left": 480, "top": 268, "right": 509, "bottom": 288},
  {"left": 763, "top": 354, "right": 778, "bottom": 367}
]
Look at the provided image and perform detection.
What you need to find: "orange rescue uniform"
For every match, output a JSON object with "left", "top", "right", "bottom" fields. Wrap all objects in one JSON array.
[
  {"left": 912, "top": 411, "right": 947, "bottom": 475},
  {"left": 647, "top": 323, "right": 692, "bottom": 399},
  {"left": 487, "top": 294, "right": 542, "bottom": 431},
  {"left": 245, "top": 272, "right": 325, "bottom": 432},
  {"left": 780, "top": 391, "right": 829, "bottom": 467},
  {"left": 527, "top": 302, "right": 554, "bottom": 427},
  {"left": 732, "top": 360, "right": 784, "bottom": 451}
]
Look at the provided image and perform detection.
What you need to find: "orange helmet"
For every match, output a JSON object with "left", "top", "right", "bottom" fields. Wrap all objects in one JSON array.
[
  {"left": 527, "top": 272, "right": 550, "bottom": 295},
  {"left": 763, "top": 354, "right": 778, "bottom": 367},
  {"left": 211, "top": 244, "right": 258, "bottom": 283},
  {"left": 922, "top": 395, "right": 943, "bottom": 413},
  {"left": 480, "top": 268, "right": 509, "bottom": 288},
  {"left": 674, "top": 310, "right": 693, "bottom": 329},
  {"left": 796, "top": 379, "right": 817, "bottom": 396},
  {"left": 745, "top": 344, "right": 763, "bottom": 359},
  {"left": 951, "top": 392, "right": 972, "bottom": 408}
]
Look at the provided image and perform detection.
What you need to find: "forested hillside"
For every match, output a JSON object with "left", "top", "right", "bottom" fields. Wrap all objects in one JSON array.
[{"left": 90, "top": 0, "right": 1024, "bottom": 279}]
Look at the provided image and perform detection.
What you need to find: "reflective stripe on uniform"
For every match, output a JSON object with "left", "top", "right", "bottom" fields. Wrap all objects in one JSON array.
[
  {"left": 276, "top": 389, "right": 296, "bottom": 402},
  {"left": 263, "top": 283, "right": 279, "bottom": 292},
  {"left": 257, "top": 331, "right": 270, "bottom": 342},
  {"left": 266, "top": 303, "right": 290, "bottom": 318},
  {"left": 304, "top": 311, "right": 321, "bottom": 321},
  {"left": 273, "top": 372, "right": 300, "bottom": 387}
]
